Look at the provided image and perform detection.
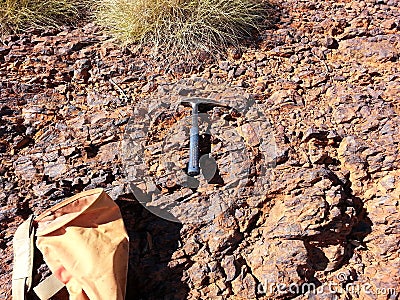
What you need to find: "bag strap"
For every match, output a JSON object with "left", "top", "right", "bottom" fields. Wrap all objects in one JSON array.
[
  {"left": 12, "top": 215, "right": 35, "bottom": 300},
  {"left": 12, "top": 215, "right": 65, "bottom": 300},
  {"left": 33, "top": 274, "right": 65, "bottom": 299}
]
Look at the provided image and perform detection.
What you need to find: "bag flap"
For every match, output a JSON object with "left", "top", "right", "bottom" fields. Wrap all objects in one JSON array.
[{"left": 35, "top": 188, "right": 106, "bottom": 236}]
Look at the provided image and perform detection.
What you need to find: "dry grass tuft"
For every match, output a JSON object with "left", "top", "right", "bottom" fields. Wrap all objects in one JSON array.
[
  {"left": 95, "top": 0, "right": 270, "bottom": 53},
  {"left": 0, "top": 0, "right": 91, "bottom": 35}
]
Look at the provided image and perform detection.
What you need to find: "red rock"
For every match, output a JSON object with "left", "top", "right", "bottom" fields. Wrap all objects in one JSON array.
[{"left": 1, "top": 2, "right": 400, "bottom": 298}]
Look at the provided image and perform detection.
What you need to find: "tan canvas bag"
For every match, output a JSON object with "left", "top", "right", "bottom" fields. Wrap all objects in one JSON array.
[{"left": 12, "top": 188, "right": 129, "bottom": 300}]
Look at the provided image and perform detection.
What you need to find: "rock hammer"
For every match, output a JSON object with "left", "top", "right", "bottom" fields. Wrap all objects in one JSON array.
[{"left": 180, "top": 98, "right": 230, "bottom": 176}]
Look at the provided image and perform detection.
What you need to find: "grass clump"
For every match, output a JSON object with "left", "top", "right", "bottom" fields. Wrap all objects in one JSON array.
[
  {"left": 0, "top": 0, "right": 91, "bottom": 35},
  {"left": 95, "top": 0, "right": 269, "bottom": 53}
]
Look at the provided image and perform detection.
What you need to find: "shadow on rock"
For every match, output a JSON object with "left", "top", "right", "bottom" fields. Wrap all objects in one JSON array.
[
  {"left": 116, "top": 194, "right": 189, "bottom": 300},
  {"left": 298, "top": 194, "right": 373, "bottom": 290}
]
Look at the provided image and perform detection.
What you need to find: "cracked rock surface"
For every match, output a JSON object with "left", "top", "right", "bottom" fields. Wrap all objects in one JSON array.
[{"left": 1, "top": 0, "right": 399, "bottom": 299}]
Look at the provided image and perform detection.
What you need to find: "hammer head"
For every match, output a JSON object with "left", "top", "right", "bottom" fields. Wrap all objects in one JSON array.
[{"left": 180, "top": 97, "right": 230, "bottom": 109}]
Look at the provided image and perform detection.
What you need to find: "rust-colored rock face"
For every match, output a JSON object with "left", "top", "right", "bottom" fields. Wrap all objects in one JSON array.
[{"left": 1, "top": 0, "right": 399, "bottom": 299}]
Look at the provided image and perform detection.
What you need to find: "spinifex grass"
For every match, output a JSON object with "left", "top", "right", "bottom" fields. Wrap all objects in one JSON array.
[
  {"left": 95, "top": 0, "right": 269, "bottom": 53},
  {"left": 0, "top": 0, "right": 91, "bottom": 35}
]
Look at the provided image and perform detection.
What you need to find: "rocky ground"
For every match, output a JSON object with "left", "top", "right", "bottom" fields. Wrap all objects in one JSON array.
[{"left": 1, "top": 0, "right": 399, "bottom": 299}]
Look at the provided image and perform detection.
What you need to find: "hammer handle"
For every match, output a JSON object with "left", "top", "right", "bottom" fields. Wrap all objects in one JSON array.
[{"left": 188, "top": 126, "right": 200, "bottom": 176}]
